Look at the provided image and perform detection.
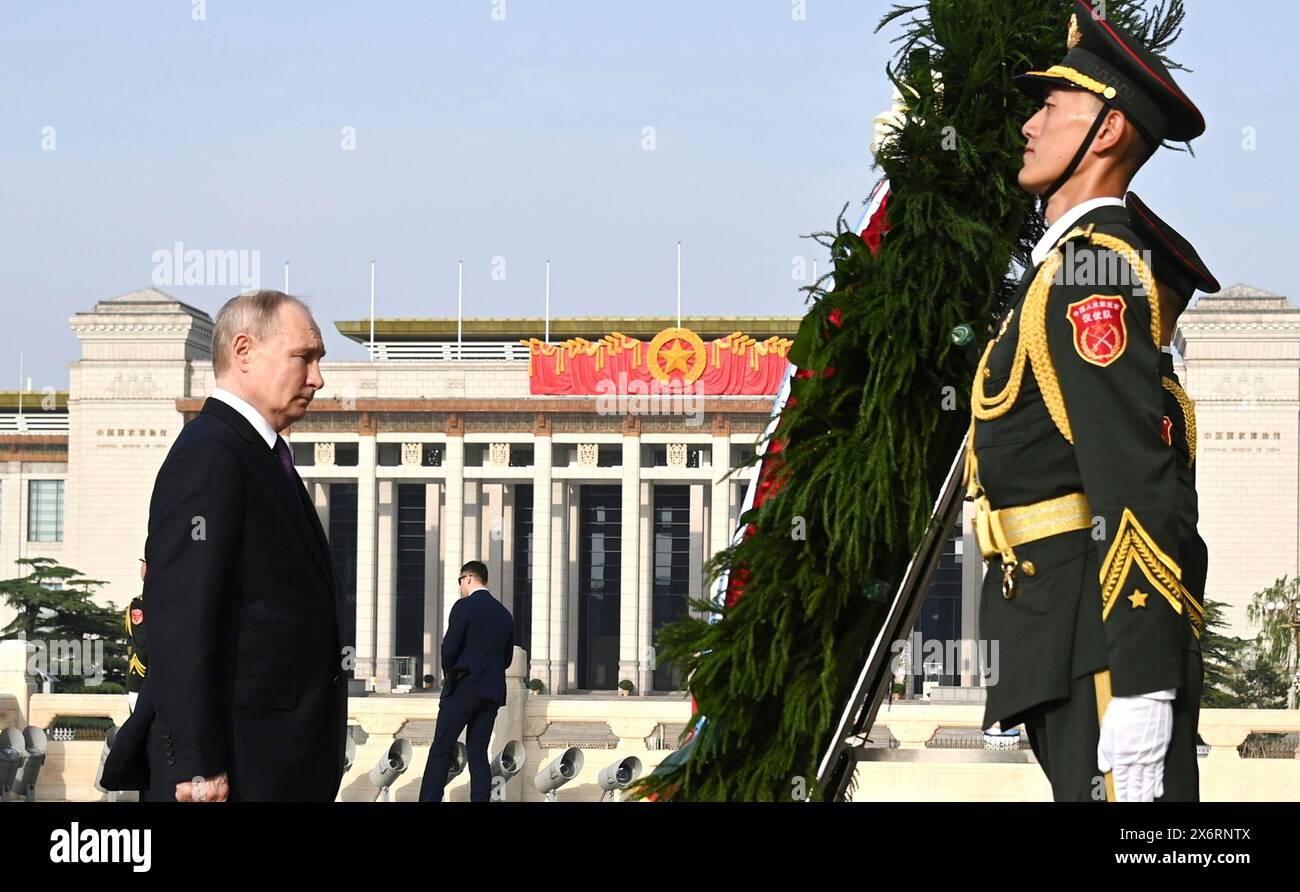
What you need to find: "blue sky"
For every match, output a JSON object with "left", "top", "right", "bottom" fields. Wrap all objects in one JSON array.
[{"left": 1, "top": 1, "right": 1294, "bottom": 389}]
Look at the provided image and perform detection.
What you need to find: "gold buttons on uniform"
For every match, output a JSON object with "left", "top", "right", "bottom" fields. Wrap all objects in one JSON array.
[
  {"left": 1021, "top": 561, "right": 1036, "bottom": 576},
  {"left": 983, "top": 368, "right": 992, "bottom": 378}
]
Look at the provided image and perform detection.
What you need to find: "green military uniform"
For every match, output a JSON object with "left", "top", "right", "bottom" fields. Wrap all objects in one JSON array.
[
  {"left": 1154, "top": 349, "right": 1204, "bottom": 801},
  {"left": 1127, "top": 190, "right": 1223, "bottom": 801},
  {"left": 967, "top": 1, "right": 1208, "bottom": 801},
  {"left": 125, "top": 594, "right": 148, "bottom": 696}
]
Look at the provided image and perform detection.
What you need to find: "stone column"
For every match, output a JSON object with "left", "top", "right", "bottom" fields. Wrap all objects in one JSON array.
[
  {"left": 689, "top": 482, "right": 705, "bottom": 607},
  {"left": 355, "top": 425, "right": 378, "bottom": 685},
  {"left": 312, "top": 481, "right": 331, "bottom": 535},
  {"left": 637, "top": 480, "right": 653, "bottom": 694},
  {"left": 618, "top": 420, "right": 641, "bottom": 690},
  {"left": 961, "top": 500, "right": 983, "bottom": 687},
  {"left": 463, "top": 479, "right": 481, "bottom": 578},
  {"left": 442, "top": 418, "right": 465, "bottom": 629},
  {"left": 374, "top": 479, "right": 396, "bottom": 690},
  {"left": 710, "top": 419, "right": 734, "bottom": 565},
  {"left": 423, "top": 481, "right": 441, "bottom": 686},
  {"left": 554, "top": 483, "right": 575, "bottom": 692},
  {"left": 530, "top": 419, "right": 552, "bottom": 687},
  {"left": 499, "top": 483, "right": 514, "bottom": 611}
]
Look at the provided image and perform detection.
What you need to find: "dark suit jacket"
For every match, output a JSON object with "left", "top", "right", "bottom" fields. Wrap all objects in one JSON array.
[
  {"left": 441, "top": 589, "right": 514, "bottom": 705},
  {"left": 101, "top": 396, "right": 348, "bottom": 801}
]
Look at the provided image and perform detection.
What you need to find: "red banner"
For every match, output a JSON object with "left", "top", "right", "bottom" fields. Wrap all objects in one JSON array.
[{"left": 523, "top": 327, "right": 792, "bottom": 395}]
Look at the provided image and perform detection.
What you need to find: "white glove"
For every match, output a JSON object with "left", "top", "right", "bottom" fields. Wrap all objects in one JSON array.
[
  {"left": 1096, "top": 689, "right": 1174, "bottom": 802},
  {"left": 127, "top": 690, "right": 138, "bottom": 714}
]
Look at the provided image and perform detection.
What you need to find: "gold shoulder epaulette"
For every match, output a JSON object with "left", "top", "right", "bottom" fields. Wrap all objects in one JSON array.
[{"left": 1162, "top": 376, "right": 1197, "bottom": 467}]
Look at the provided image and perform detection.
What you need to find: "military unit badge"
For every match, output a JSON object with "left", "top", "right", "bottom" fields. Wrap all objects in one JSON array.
[{"left": 1067, "top": 294, "right": 1128, "bottom": 367}]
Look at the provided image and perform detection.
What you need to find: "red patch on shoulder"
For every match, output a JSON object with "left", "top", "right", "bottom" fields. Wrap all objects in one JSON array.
[
  {"left": 1066, "top": 294, "right": 1128, "bottom": 367},
  {"left": 131, "top": 608, "right": 144, "bottom": 625}
]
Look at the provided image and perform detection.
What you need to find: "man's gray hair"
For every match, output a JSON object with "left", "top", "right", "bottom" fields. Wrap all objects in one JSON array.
[{"left": 211, "top": 290, "right": 318, "bottom": 377}]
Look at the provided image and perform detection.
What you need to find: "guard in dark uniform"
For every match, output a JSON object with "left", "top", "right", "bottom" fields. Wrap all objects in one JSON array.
[
  {"left": 125, "top": 558, "right": 148, "bottom": 713},
  {"left": 968, "top": 0, "right": 1207, "bottom": 801},
  {"left": 1125, "top": 191, "right": 1221, "bottom": 800}
]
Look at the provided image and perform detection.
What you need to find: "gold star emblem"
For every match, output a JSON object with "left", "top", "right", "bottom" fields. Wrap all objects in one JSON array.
[
  {"left": 1128, "top": 589, "right": 1149, "bottom": 609},
  {"left": 658, "top": 339, "right": 694, "bottom": 374},
  {"left": 646, "top": 327, "right": 707, "bottom": 384}
]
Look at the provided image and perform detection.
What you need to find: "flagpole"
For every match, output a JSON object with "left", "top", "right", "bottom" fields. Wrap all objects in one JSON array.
[
  {"left": 457, "top": 260, "right": 464, "bottom": 360},
  {"left": 369, "top": 259, "right": 375, "bottom": 362},
  {"left": 676, "top": 241, "right": 682, "bottom": 328},
  {"left": 545, "top": 259, "right": 551, "bottom": 343},
  {"left": 284, "top": 261, "right": 290, "bottom": 293}
]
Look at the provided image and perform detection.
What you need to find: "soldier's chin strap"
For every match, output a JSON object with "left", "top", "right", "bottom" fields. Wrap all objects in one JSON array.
[{"left": 1040, "top": 107, "right": 1110, "bottom": 205}]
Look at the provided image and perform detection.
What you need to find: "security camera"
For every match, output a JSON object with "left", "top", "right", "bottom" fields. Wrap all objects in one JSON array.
[
  {"left": 446, "top": 741, "right": 468, "bottom": 783},
  {"left": 344, "top": 731, "right": 357, "bottom": 775},
  {"left": 489, "top": 740, "right": 524, "bottom": 801},
  {"left": 12, "top": 726, "right": 48, "bottom": 801},
  {"left": 0, "top": 727, "right": 23, "bottom": 801},
  {"left": 368, "top": 739, "right": 413, "bottom": 802},
  {"left": 597, "top": 756, "right": 642, "bottom": 799},
  {"left": 492, "top": 740, "right": 523, "bottom": 780},
  {"left": 534, "top": 747, "right": 583, "bottom": 801},
  {"left": 94, "top": 725, "right": 118, "bottom": 799}
]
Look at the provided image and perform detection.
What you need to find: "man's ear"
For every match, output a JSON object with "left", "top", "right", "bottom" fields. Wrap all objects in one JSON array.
[
  {"left": 229, "top": 332, "right": 254, "bottom": 370},
  {"left": 1092, "top": 108, "right": 1130, "bottom": 156}
]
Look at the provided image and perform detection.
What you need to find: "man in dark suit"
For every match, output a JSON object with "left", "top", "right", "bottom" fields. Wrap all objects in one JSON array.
[
  {"left": 102, "top": 289, "right": 348, "bottom": 802},
  {"left": 418, "top": 560, "right": 514, "bottom": 802}
]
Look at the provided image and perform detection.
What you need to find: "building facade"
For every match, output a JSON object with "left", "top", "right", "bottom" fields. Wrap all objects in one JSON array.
[
  {"left": 2, "top": 288, "right": 800, "bottom": 697},
  {"left": 0, "top": 284, "right": 1292, "bottom": 701}
]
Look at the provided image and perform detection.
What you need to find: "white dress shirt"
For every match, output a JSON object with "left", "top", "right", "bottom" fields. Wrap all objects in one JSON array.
[
  {"left": 1030, "top": 195, "right": 1126, "bottom": 267},
  {"left": 210, "top": 386, "right": 279, "bottom": 450}
]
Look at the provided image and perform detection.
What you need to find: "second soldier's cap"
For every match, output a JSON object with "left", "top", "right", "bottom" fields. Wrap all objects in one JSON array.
[
  {"left": 1125, "top": 192, "right": 1221, "bottom": 301},
  {"left": 1016, "top": 0, "right": 1205, "bottom": 146}
]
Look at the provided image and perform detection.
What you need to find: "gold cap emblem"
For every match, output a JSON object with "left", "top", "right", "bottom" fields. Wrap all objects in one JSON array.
[{"left": 1067, "top": 14, "right": 1083, "bottom": 49}]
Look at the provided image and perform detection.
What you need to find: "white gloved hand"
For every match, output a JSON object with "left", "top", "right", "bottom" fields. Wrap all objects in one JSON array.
[
  {"left": 127, "top": 690, "right": 138, "bottom": 714},
  {"left": 1096, "top": 690, "right": 1174, "bottom": 802}
]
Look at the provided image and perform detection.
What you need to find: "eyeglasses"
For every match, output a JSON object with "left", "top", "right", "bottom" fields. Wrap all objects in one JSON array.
[{"left": 458, "top": 575, "right": 471, "bottom": 583}]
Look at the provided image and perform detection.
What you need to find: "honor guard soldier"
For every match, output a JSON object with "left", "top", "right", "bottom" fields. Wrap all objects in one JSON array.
[
  {"left": 1125, "top": 191, "right": 1221, "bottom": 800},
  {"left": 125, "top": 557, "right": 148, "bottom": 713},
  {"left": 967, "top": 0, "right": 1207, "bottom": 801}
]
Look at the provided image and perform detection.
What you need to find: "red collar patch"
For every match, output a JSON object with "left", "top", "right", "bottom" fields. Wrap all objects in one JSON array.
[{"left": 1067, "top": 294, "right": 1128, "bottom": 367}]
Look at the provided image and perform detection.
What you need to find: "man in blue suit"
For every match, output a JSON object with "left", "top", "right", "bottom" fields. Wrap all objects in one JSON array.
[{"left": 418, "top": 560, "right": 515, "bottom": 802}]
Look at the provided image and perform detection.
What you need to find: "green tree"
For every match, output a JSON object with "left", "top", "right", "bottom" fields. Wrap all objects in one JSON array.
[
  {"left": 1199, "top": 599, "right": 1245, "bottom": 707},
  {"left": 1246, "top": 575, "right": 1299, "bottom": 707},
  {"left": 0, "top": 557, "right": 126, "bottom": 692},
  {"left": 1201, "top": 593, "right": 1293, "bottom": 710}
]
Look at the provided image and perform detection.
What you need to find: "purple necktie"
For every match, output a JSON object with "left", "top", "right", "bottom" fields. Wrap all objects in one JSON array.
[{"left": 273, "top": 436, "right": 296, "bottom": 480}]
